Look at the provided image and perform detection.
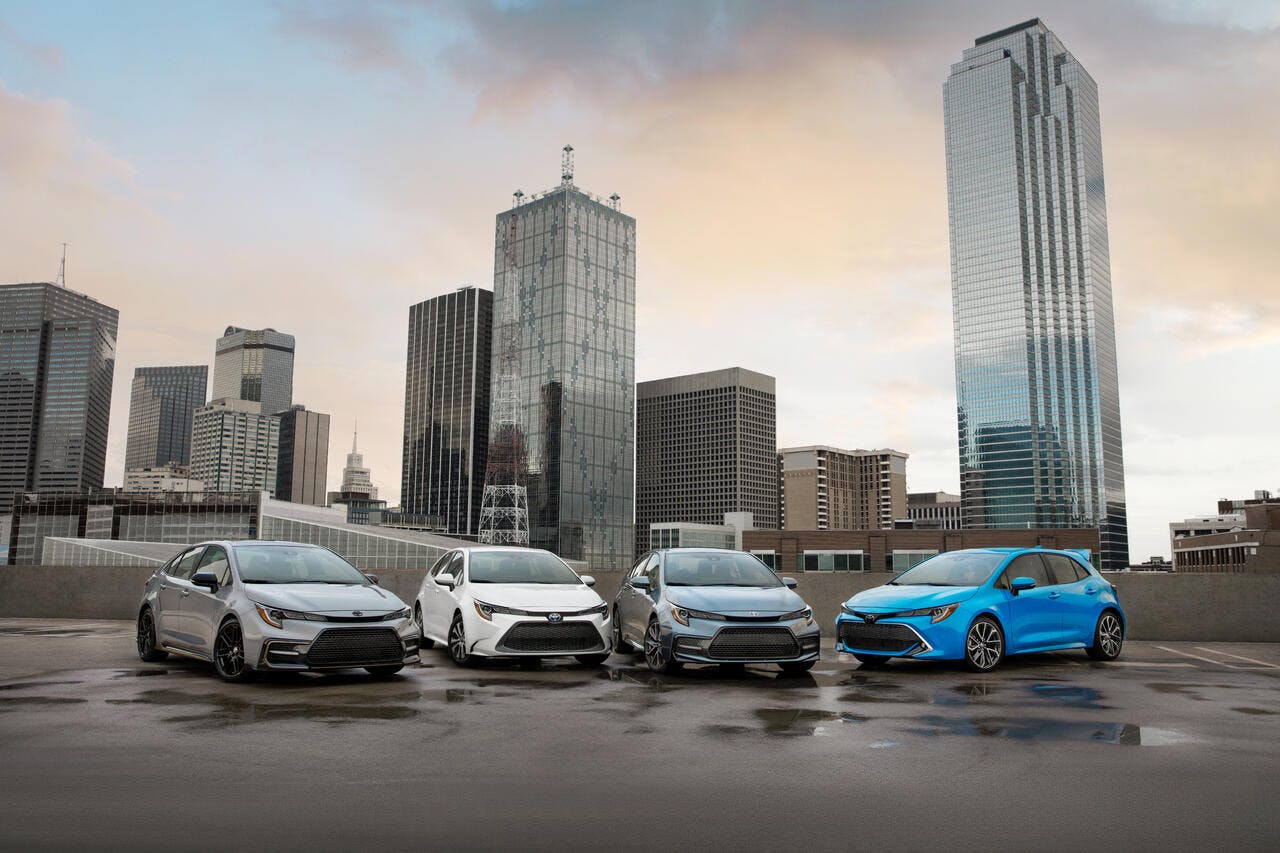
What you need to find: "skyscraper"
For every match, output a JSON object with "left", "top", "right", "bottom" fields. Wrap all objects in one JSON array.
[
  {"left": 0, "top": 282, "right": 119, "bottom": 512},
  {"left": 211, "top": 326, "right": 295, "bottom": 418},
  {"left": 338, "top": 426, "right": 378, "bottom": 500},
  {"left": 124, "top": 365, "right": 208, "bottom": 470},
  {"left": 189, "top": 398, "right": 280, "bottom": 494},
  {"left": 635, "top": 368, "right": 777, "bottom": 558},
  {"left": 275, "top": 405, "right": 330, "bottom": 506},
  {"left": 944, "top": 19, "right": 1128, "bottom": 570},
  {"left": 486, "top": 148, "right": 636, "bottom": 568},
  {"left": 401, "top": 287, "right": 492, "bottom": 537}
]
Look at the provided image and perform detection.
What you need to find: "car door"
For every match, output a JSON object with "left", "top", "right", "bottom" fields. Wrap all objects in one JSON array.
[
  {"left": 157, "top": 546, "right": 205, "bottom": 648},
  {"left": 995, "top": 554, "right": 1061, "bottom": 652},
  {"left": 185, "top": 545, "right": 232, "bottom": 654},
  {"left": 423, "top": 551, "right": 463, "bottom": 639},
  {"left": 1043, "top": 553, "right": 1097, "bottom": 645},
  {"left": 617, "top": 553, "right": 651, "bottom": 641}
]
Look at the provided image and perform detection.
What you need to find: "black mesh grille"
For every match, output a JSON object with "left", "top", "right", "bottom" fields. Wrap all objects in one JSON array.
[
  {"left": 307, "top": 628, "right": 404, "bottom": 666},
  {"left": 498, "top": 622, "right": 605, "bottom": 653},
  {"left": 706, "top": 627, "right": 799, "bottom": 660},
  {"left": 838, "top": 622, "right": 920, "bottom": 654}
]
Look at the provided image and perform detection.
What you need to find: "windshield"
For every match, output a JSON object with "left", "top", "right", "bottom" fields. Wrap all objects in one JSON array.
[
  {"left": 236, "top": 545, "right": 370, "bottom": 585},
  {"left": 468, "top": 551, "right": 582, "bottom": 585},
  {"left": 892, "top": 551, "right": 1005, "bottom": 587},
  {"left": 663, "top": 552, "right": 782, "bottom": 588}
]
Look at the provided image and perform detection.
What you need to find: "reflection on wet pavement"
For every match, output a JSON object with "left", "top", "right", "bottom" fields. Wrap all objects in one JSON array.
[{"left": 910, "top": 714, "right": 1161, "bottom": 745}]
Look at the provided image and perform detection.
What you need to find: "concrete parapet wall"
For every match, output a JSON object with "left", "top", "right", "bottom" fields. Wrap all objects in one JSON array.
[{"left": 2, "top": 566, "right": 1278, "bottom": 643}]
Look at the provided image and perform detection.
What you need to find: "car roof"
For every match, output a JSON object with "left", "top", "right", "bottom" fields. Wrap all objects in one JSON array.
[{"left": 654, "top": 548, "right": 743, "bottom": 555}]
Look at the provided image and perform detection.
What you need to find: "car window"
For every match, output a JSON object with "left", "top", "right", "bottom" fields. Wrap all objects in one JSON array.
[
  {"left": 645, "top": 555, "right": 661, "bottom": 589},
  {"left": 1044, "top": 554, "right": 1087, "bottom": 585},
  {"left": 197, "top": 546, "right": 231, "bottom": 586},
  {"left": 446, "top": 551, "right": 464, "bottom": 580},
  {"left": 167, "top": 547, "right": 205, "bottom": 580},
  {"left": 428, "top": 551, "right": 454, "bottom": 577},
  {"left": 1000, "top": 554, "right": 1051, "bottom": 589},
  {"left": 627, "top": 553, "right": 651, "bottom": 580}
]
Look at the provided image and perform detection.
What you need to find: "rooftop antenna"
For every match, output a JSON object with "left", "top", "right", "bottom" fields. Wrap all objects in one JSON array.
[
  {"left": 608, "top": 193, "right": 621, "bottom": 211},
  {"left": 512, "top": 189, "right": 524, "bottom": 207},
  {"left": 56, "top": 243, "right": 67, "bottom": 287},
  {"left": 561, "top": 144, "right": 574, "bottom": 187}
]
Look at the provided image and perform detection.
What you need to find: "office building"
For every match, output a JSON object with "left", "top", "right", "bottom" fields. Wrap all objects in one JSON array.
[
  {"left": 1170, "top": 501, "right": 1280, "bottom": 573},
  {"left": 780, "top": 446, "right": 907, "bottom": 531},
  {"left": 0, "top": 282, "right": 119, "bottom": 512},
  {"left": 335, "top": 426, "right": 377, "bottom": 500},
  {"left": 275, "top": 405, "right": 330, "bottom": 506},
  {"left": 907, "top": 491, "right": 963, "bottom": 530},
  {"left": 123, "top": 464, "right": 204, "bottom": 493},
  {"left": 401, "top": 287, "right": 493, "bottom": 537},
  {"left": 486, "top": 149, "right": 636, "bottom": 569},
  {"left": 648, "top": 512, "right": 756, "bottom": 553},
  {"left": 944, "top": 19, "right": 1128, "bottom": 570},
  {"left": 189, "top": 398, "right": 280, "bottom": 495},
  {"left": 635, "top": 368, "right": 777, "bottom": 558},
  {"left": 211, "top": 326, "right": 295, "bottom": 417},
  {"left": 123, "top": 365, "right": 207, "bottom": 470}
]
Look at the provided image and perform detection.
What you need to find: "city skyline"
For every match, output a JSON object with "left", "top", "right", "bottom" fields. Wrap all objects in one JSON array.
[{"left": 1, "top": 2, "right": 1277, "bottom": 560}]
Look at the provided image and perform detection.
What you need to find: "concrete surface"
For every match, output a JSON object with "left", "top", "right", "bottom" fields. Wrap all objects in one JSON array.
[
  {"left": 0, "top": 618, "right": 1277, "bottom": 851},
  {"left": 4, "top": 565, "right": 1279, "bottom": 641}
]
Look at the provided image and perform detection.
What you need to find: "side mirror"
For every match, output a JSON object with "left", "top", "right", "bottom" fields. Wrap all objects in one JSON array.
[
  {"left": 629, "top": 577, "right": 651, "bottom": 590},
  {"left": 1010, "top": 576, "right": 1036, "bottom": 596},
  {"left": 782, "top": 577, "right": 798, "bottom": 589},
  {"left": 580, "top": 574, "right": 596, "bottom": 588},
  {"left": 363, "top": 572, "right": 380, "bottom": 585},
  {"left": 191, "top": 571, "right": 220, "bottom": 593},
  {"left": 434, "top": 572, "right": 456, "bottom": 590}
]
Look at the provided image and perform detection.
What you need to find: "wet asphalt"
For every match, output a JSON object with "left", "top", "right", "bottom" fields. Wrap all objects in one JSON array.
[{"left": 0, "top": 619, "right": 1277, "bottom": 852}]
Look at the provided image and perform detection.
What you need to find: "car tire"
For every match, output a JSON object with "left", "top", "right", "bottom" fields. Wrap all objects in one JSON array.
[
  {"left": 964, "top": 616, "right": 1004, "bottom": 673},
  {"left": 447, "top": 614, "right": 473, "bottom": 667},
  {"left": 213, "top": 618, "right": 255, "bottom": 683},
  {"left": 612, "top": 610, "right": 636, "bottom": 655},
  {"left": 853, "top": 654, "right": 890, "bottom": 669},
  {"left": 779, "top": 660, "right": 815, "bottom": 674},
  {"left": 414, "top": 604, "right": 435, "bottom": 650},
  {"left": 643, "top": 619, "right": 682, "bottom": 674},
  {"left": 575, "top": 653, "right": 609, "bottom": 666},
  {"left": 365, "top": 665, "right": 404, "bottom": 678},
  {"left": 1086, "top": 611, "right": 1124, "bottom": 661},
  {"left": 136, "top": 608, "right": 168, "bottom": 662}
]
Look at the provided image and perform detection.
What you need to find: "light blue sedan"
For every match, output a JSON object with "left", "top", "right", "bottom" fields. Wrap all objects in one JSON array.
[{"left": 835, "top": 548, "right": 1125, "bottom": 672}]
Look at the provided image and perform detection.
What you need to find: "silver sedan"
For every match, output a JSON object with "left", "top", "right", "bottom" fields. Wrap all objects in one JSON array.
[{"left": 136, "top": 540, "right": 419, "bottom": 682}]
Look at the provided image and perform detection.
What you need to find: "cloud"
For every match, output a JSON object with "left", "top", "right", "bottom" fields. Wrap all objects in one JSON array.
[
  {"left": 0, "top": 19, "right": 64, "bottom": 71},
  {"left": 274, "top": 0, "right": 422, "bottom": 76}
]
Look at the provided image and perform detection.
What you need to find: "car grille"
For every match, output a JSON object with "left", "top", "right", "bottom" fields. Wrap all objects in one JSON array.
[
  {"left": 307, "top": 628, "right": 404, "bottom": 667},
  {"left": 838, "top": 621, "right": 921, "bottom": 654},
  {"left": 706, "top": 627, "right": 799, "bottom": 660},
  {"left": 498, "top": 622, "right": 605, "bottom": 654}
]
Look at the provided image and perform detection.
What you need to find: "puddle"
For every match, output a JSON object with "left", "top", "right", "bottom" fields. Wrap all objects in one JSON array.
[
  {"left": 0, "top": 696, "right": 89, "bottom": 709},
  {"left": 165, "top": 703, "right": 420, "bottom": 728},
  {"left": 0, "top": 680, "right": 83, "bottom": 691},
  {"left": 0, "top": 627, "right": 109, "bottom": 638},
  {"left": 754, "top": 708, "right": 869, "bottom": 736},
  {"left": 461, "top": 677, "right": 595, "bottom": 691},
  {"left": 1028, "top": 684, "right": 1109, "bottom": 710},
  {"left": 113, "top": 669, "right": 174, "bottom": 678},
  {"left": 910, "top": 714, "right": 1186, "bottom": 746},
  {"left": 1231, "top": 707, "right": 1278, "bottom": 716}
]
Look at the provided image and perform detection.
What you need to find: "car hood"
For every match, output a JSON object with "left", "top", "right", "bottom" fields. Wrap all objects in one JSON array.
[
  {"left": 845, "top": 584, "right": 979, "bottom": 612},
  {"left": 468, "top": 584, "right": 604, "bottom": 611},
  {"left": 666, "top": 585, "right": 806, "bottom": 615},
  {"left": 245, "top": 583, "right": 406, "bottom": 615}
]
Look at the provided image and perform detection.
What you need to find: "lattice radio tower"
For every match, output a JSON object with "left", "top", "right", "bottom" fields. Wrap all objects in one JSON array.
[{"left": 478, "top": 189, "right": 531, "bottom": 545}]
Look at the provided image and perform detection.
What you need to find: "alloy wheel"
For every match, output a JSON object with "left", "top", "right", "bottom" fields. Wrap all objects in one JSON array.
[
  {"left": 214, "top": 621, "right": 245, "bottom": 678},
  {"left": 1099, "top": 613, "right": 1123, "bottom": 657},
  {"left": 966, "top": 620, "right": 1002, "bottom": 671},
  {"left": 137, "top": 611, "right": 156, "bottom": 657},
  {"left": 643, "top": 621, "right": 664, "bottom": 670},
  {"left": 449, "top": 619, "right": 467, "bottom": 663}
]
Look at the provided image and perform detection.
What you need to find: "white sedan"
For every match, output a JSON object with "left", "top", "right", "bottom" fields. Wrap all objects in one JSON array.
[{"left": 414, "top": 547, "right": 611, "bottom": 667}]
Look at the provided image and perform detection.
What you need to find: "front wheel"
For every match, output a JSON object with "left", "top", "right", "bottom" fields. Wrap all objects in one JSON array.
[
  {"left": 964, "top": 617, "right": 1004, "bottom": 673},
  {"left": 136, "top": 609, "right": 168, "bottom": 662},
  {"left": 643, "top": 620, "right": 682, "bottom": 674},
  {"left": 853, "top": 653, "right": 890, "bottom": 669},
  {"left": 576, "top": 653, "right": 609, "bottom": 666},
  {"left": 366, "top": 665, "right": 403, "bottom": 678},
  {"left": 213, "top": 619, "right": 254, "bottom": 683},
  {"left": 1086, "top": 611, "right": 1124, "bottom": 661},
  {"left": 414, "top": 605, "right": 435, "bottom": 650},
  {"left": 779, "top": 660, "right": 815, "bottom": 674},
  {"left": 447, "top": 615, "right": 473, "bottom": 667}
]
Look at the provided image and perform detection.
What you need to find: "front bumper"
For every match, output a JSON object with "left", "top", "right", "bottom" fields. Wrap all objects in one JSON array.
[
  {"left": 834, "top": 614, "right": 966, "bottom": 660},
  {"left": 668, "top": 617, "right": 821, "bottom": 664},
  {"left": 250, "top": 619, "right": 420, "bottom": 670},
  {"left": 464, "top": 610, "right": 610, "bottom": 658}
]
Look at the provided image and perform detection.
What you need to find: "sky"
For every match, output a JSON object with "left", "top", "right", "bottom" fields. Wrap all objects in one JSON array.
[{"left": 1, "top": 0, "right": 1277, "bottom": 561}]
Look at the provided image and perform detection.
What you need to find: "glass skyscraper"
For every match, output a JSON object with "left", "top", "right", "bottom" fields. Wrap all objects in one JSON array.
[
  {"left": 211, "top": 326, "right": 295, "bottom": 418},
  {"left": 944, "top": 19, "right": 1128, "bottom": 570},
  {"left": 0, "top": 282, "right": 119, "bottom": 513},
  {"left": 124, "top": 365, "right": 208, "bottom": 470},
  {"left": 493, "top": 170, "right": 636, "bottom": 569},
  {"left": 401, "top": 287, "right": 492, "bottom": 537}
]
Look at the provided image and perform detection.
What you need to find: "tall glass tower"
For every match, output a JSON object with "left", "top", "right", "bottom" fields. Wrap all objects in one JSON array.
[
  {"left": 489, "top": 150, "right": 635, "bottom": 569},
  {"left": 124, "top": 365, "right": 208, "bottom": 469},
  {"left": 944, "top": 19, "right": 1128, "bottom": 570},
  {"left": 211, "top": 326, "right": 295, "bottom": 418}
]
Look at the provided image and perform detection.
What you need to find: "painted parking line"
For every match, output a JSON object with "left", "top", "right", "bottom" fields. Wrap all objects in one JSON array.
[
  {"left": 1194, "top": 648, "right": 1280, "bottom": 669},
  {"left": 1156, "top": 646, "right": 1245, "bottom": 669},
  {"left": 1156, "top": 645, "right": 1277, "bottom": 671},
  {"left": 1108, "top": 661, "right": 1195, "bottom": 668}
]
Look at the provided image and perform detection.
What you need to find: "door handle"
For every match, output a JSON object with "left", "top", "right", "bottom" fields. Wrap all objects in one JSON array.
[
  {"left": 1048, "top": 591, "right": 1061, "bottom": 599},
  {"left": 181, "top": 590, "right": 191, "bottom": 597},
  {"left": 1084, "top": 586, "right": 1098, "bottom": 595}
]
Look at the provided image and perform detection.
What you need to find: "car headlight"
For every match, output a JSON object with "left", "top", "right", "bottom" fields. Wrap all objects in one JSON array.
[
  {"left": 670, "top": 606, "right": 725, "bottom": 626},
  {"left": 473, "top": 600, "right": 527, "bottom": 621},
  {"left": 582, "top": 603, "right": 608, "bottom": 616},
  {"left": 255, "top": 604, "right": 325, "bottom": 629},
  {"left": 840, "top": 602, "right": 859, "bottom": 615},
  {"left": 900, "top": 603, "right": 960, "bottom": 623},
  {"left": 783, "top": 607, "right": 814, "bottom": 624},
  {"left": 381, "top": 607, "right": 410, "bottom": 622}
]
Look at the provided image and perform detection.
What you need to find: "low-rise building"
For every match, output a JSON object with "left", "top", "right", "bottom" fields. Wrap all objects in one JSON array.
[
  {"left": 123, "top": 464, "right": 205, "bottom": 493},
  {"left": 1171, "top": 502, "right": 1280, "bottom": 573},
  {"left": 647, "top": 512, "right": 756, "bottom": 552},
  {"left": 907, "top": 490, "right": 962, "bottom": 530}
]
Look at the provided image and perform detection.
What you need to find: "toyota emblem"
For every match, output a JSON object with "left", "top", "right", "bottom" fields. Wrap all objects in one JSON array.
[
  {"left": 547, "top": 613, "right": 563, "bottom": 623},
  {"left": 862, "top": 613, "right": 877, "bottom": 624},
  {"left": 352, "top": 611, "right": 363, "bottom": 617}
]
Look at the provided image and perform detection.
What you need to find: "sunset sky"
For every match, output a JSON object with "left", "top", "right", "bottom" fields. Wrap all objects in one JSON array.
[{"left": 2, "top": 1, "right": 1277, "bottom": 561}]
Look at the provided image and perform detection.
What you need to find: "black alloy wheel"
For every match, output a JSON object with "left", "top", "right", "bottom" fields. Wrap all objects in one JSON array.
[
  {"left": 853, "top": 653, "right": 890, "bottom": 669},
  {"left": 414, "top": 605, "right": 435, "bottom": 650},
  {"left": 136, "top": 609, "right": 168, "bottom": 662},
  {"left": 643, "top": 619, "right": 682, "bottom": 674},
  {"left": 447, "top": 615, "right": 473, "bottom": 666},
  {"left": 1087, "top": 611, "right": 1124, "bottom": 661},
  {"left": 213, "top": 619, "right": 253, "bottom": 682},
  {"left": 964, "top": 617, "right": 1004, "bottom": 673}
]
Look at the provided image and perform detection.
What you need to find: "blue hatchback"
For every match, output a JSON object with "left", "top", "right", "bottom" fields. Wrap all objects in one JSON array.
[{"left": 835, "top": 548, "right": 1125, "bottom": 672}]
